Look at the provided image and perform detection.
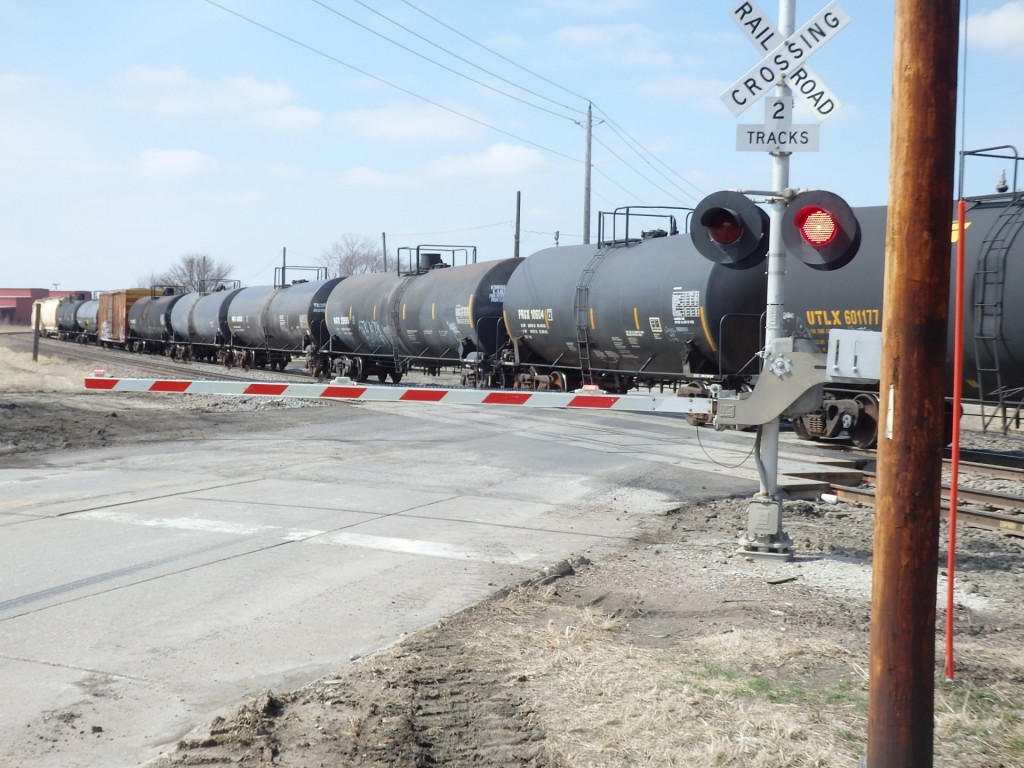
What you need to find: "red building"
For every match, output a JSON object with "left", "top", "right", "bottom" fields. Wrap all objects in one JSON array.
[{"left": 0, "top": 288, "right": 92, "bottom": 325}]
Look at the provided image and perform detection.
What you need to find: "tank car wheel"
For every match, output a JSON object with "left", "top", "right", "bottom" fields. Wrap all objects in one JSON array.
[
  {"left": 352, "top": 358, "right": 368, "bottom": 382},
  {"left": 390, "top": 372, "right": 403, "bottom": 384},
  {"left": 848, "top": 393, "right": 880, "bottom": 449},
  {"left": 377, "top": 372, "right": 387, "bottom": 383},
  {"left": 550, "top": 371, "right": 568, "bottom": 391},
  {"left": 791, "top": 417, "right": 819, "bottom": 441}
]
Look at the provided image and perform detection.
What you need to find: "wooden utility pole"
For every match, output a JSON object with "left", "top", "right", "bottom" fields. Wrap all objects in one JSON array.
[{"left": 868, "top": 1, "right": 960, "bottom": 765}]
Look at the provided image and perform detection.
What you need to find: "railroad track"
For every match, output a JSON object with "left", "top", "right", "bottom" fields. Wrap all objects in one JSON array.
[
  {"left": 831, "top": 482, "right": 1024, "bottom": 538},
  {"left": 5, "top": 332, "right": 320, "bottom": 384},
  {"left": 10, "top": 330, "right": 1024, "bottom": 538},
  {"left": 3, "top": 331, "right": 466, "bottom": 388}
]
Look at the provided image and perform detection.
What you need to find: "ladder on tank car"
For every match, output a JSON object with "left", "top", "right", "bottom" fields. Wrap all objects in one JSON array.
[
  {"left": 972, "top": 201, "right": 1024, "bottom": 432},
  {"left": 573, "top": 245, "right": 615, "bottom": 386}
]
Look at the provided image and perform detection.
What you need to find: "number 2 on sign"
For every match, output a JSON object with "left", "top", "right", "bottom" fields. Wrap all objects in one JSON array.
[{"left": 766, "top": 98, "right": 792, "bottom": 128}]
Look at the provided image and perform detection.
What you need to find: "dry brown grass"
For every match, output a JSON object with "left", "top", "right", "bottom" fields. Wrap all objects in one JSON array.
[
  {"left": 1, "top": 345, "right": 83, "bottom": 393},
  {"left": 462, "top": 587, "right": 1024, "bottom": 768}
]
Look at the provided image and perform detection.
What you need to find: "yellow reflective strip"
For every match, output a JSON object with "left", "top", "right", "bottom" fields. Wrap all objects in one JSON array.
[
  {"left": 402, "top": 304, "right": 406, "bottom": 321},
  {"left": 633, "top": 307, "right": 640, "bottom": 330},
  {"left": 951, "top": 219, "right": 971, "bottom": 243},
  {"left": 468, "top": 294, "right": 475, "bottom": 328},
  {"left": 431, "top": 302, "right": 436, "bottom": 320},
  {"left": 589, "top": 307, "right": 595, "bottom": 330},
  {"left": 700, "top": 306, "right": 717, "bottom": 353}
]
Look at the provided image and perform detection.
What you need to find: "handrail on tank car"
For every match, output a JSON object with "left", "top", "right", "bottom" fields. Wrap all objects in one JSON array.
[
  {"left": 597, "top": 206, "right": 692, "bottom": 249},
  {"left": 273, "top": 265, "right": 326, "bottom": 289},
  {"left": 396, "top": 244, "right": 478, "bottom": 275},
  {"left": 958, "top": 145, "right": 1023, "bottom": 203},
  {"left": 200, "top": 279, "right": 241, "bottom": 294},
  {"left": 149, "top": 284, "right": 186, "bottom": 298}
]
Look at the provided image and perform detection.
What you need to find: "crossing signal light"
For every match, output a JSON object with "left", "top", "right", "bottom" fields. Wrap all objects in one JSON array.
[
  {"left": 690, "top": 191, "right": 769, "bottom": 269},
  {"left": 782, "top": 190, "right": 861, "bottom": 271}
]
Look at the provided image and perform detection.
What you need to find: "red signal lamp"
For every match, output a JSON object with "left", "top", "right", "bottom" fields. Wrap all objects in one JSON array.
[
  {"left": 794, "top": 206, "right": 838, "bottom": 246},
  {"left": 782, "top": 190, "right": 861, "bottom": 271},
  {"left": 704, "top": 208, "right": 744, "bottom": 246},
  {"left": 690, "top": 191, "right": 769, "bottom": 269}
]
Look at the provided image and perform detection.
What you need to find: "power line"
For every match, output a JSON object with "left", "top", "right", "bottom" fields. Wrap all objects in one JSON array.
[
  {"left": 593, "top": 105, "right": 706, "bottom": 199},
  {"left": 592, "top": 134, "right": 691, "bottom": 206},
  {"left": 398, "top": 0, "right": 704, "bottom": 203},
  {"left": 342, "top": 0, "right": 586, "bottom": 118},
  {"left": 308, "top": 0, "right": 580, "bottom": 123},
  {"left": 202, "top": 0, "right": 581, "bottom": 164},
  {"left": 205, "top": 0, "right": 696, "bottom": 213},
  {"left": 398, "top": 0, "right": 589, "bottom": 104}
]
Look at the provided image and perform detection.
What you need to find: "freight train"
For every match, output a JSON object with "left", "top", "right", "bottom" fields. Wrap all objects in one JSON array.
[{"left": 33, "top": 176, "right": 1024, "bottom": 449}]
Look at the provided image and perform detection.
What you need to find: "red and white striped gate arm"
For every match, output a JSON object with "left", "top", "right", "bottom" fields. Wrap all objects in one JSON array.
[{"left": 83, "top": 375, "right": 713, "bottom": 415}]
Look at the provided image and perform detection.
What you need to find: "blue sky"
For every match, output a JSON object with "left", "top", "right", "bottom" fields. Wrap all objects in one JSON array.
[{"left": 3, "top": 0, "right": 1023, "bottom": 291}]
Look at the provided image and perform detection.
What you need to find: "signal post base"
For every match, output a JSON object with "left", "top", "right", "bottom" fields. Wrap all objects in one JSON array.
[{"left": 736, "top": 497, "right": 794, "bottom": 561}]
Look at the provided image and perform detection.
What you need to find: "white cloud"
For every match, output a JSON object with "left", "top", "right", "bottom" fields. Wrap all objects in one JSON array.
[
  {"left": 115, "top": 66, "right": 322, "bottom": 131},
  {"left": 427, "top": 144, "right": 546, "bottom": 176},
  {"left": 552, "top": 23, "right": 671, "bottom": 66},
  {"left": 554, "top": 26, "right": 614, "bottom": 46},
  {"left": 0, "top": 72, "right": 40, "bottom": 92},
  {"left": 636, "top": 75, "right": 724, "bottom": 99},
  {"left": 539, "top": 0, "right": 650, "bottom": 15},
  {"left": 249, "top": 104, "right": 321, "bottom": 132},
  {"left": 333, "top": 103, "right": 486, "bottom": 141},
  {"left": 135, "top": 148, "right": 216, "bottom": 179},
  {"left": 341, "top": 166, "right": 419, "bottom": 187},
  {"left": 968, "top": 1, "right": 1024, "bottom": 56}
]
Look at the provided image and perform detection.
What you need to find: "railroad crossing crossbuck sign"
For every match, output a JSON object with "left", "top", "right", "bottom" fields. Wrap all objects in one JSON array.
[{"left": 725, "top": 1, "right": 851, "bottom": 152}]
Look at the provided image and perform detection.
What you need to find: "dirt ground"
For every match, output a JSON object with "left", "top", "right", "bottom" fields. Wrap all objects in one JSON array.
[{"left": 3, "top": 339, "right": 1024, "bottom": 767}]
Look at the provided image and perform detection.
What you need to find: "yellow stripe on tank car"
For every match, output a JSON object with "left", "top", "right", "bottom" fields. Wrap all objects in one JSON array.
[
  {"left": 373, "top": 305, "right": 377, "bottom": 321},
  {"left": 633, "top": 307, "right": 640, "bottom": 331},
  {"left": 431, "top": 302, "right": 436, "bottom": 320},
  {"left": 699, "top": 306, "right": 717, "bottom": 353},
  {"left": 589, "top": 307, "right": 595, "bottom": 331},
  {"left": 402, "top": 304, "right": 406, "bottom": 321},
  {"left": 468, "top": 294, "right": 475, "bottom": 328},
  {"left": 950, "top": 219, "right": 971, "bottom": 243},
  {"left": 348, "top": 306, "right": 353, "bottom": 321}
]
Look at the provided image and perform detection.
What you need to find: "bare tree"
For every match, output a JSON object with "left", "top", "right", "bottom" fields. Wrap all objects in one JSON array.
[
  {"left": 139, "top": 253, "right": 234, "bottom": 293},
  {"left": 320, "top": 234, "right": 386, "bottom": 277}
]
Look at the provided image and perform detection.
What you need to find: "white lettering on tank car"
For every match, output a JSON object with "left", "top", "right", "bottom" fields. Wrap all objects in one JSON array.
[
  {"left": 517, "top": 308, "right": 549, "bottom": 321},
  {"left": 456, "top": 305, "right": 470, "bottom": 324},
  {"left": 672, "top": 289, "right": 701, "bottom": 323},
  {"left": 649, "top": 317, "right": 663, "bottom": 333},
  {"left": 489, "top": 284, "right": 506, "bottom": 302}
]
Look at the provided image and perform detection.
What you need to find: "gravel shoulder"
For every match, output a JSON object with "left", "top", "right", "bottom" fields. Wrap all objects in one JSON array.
[{"left": 3, "top": 335, "right": 1023, "bottom": 767}]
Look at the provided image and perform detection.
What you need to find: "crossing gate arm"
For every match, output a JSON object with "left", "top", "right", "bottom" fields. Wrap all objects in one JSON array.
[{"left": 83, "top": 375, "right": 715, "bottom": 416}]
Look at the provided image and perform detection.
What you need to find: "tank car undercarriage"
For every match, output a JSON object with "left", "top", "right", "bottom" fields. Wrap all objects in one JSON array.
[{"left": 789, "top": 389, "right": 881, "bottom": 449}]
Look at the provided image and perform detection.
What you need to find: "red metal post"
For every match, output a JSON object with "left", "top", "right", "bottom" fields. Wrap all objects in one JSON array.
[{"left": 944, "top": 199, "right": 967, "bottom": 680}]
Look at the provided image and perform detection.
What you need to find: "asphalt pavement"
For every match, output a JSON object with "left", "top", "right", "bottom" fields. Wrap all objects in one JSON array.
[{"left": 0, "top": 399, "right": 839, "bottom": 767}]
